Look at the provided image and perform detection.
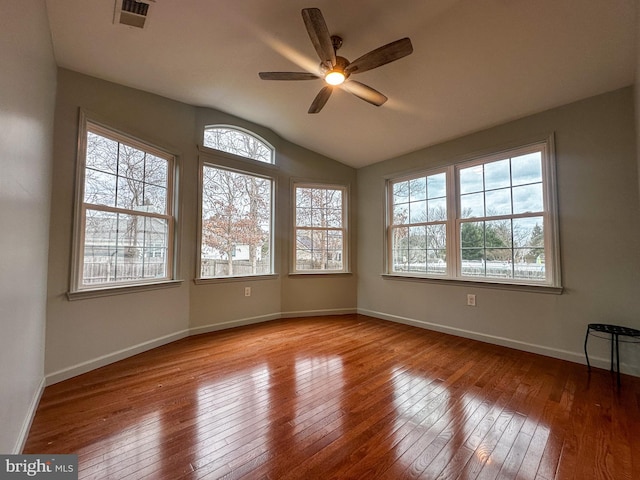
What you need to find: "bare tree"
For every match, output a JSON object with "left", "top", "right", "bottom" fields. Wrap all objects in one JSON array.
[{"left": 201, "top": 167, "right": 270, "bottom": 276}]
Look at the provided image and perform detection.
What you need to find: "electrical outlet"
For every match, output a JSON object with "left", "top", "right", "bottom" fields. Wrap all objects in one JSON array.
[
  {"left": 244, "top": 287, "right": 251, "bottom": 297},
  {"left": 467, "top": 294, "right": 476, "bottom": 306}
]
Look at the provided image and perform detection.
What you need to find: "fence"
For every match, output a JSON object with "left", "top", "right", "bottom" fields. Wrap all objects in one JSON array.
[
  {"left": 200, "top": 259, "right": 271, "bottom": 277},
  {"left": 83, "top": 260, "right": 166, "bottom": 284}
]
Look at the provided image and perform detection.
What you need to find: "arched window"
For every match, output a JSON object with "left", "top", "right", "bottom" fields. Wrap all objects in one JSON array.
[{"left": 203, "top": 125, "right": 274, "bottom": 164}]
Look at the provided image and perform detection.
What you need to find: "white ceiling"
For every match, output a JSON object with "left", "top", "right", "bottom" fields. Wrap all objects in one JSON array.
[{"left": 45, "top": 0, "right": 637, "bottom": 168}]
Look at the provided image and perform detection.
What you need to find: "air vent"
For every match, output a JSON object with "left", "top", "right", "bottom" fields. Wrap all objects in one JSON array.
[{"left": 116, "top": 0, "right": 151, "bottom": 28}]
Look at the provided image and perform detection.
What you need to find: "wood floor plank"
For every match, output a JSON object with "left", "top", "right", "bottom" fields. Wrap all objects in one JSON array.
[{"left": 23, "top": 314, "right": 640, "bottom": 480}]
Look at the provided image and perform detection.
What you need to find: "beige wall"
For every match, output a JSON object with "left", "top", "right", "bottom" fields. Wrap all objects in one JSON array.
[
  {"left": 45, "top": 70, "right": 357, "bottom": 381},
  {"left": 357, "top": 88, "right": 640, "bottom": 375},
  {"left": 46, "top": 70, "right": 195, "bottom": 380},
  {"left": 0, "top": 0, "right": 57, "bottom": 453}
]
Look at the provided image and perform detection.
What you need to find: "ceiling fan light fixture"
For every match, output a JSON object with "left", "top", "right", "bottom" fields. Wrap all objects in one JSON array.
[{"left": 325, "top": 70, "right": 345, "bottom": 85}]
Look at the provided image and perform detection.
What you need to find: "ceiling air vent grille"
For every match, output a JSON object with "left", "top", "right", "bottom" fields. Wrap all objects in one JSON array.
[{"left": 117, "top": 0, "right": 150, "bottom": 28}]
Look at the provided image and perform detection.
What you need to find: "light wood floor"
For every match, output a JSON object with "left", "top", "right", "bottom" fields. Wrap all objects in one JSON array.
[{"left": 25, "top": 314, "right": 640, "bottom": 479}]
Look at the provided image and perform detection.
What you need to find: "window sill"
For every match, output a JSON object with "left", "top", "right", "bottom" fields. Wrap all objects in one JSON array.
[
  {"left": 67, "top": 280, "right": 184, "bottom": 301},
  {"left": 289, "top": 272, "right": 353, "bottom": 277},
  {"left": 381, "top": 273, "right": 563, "bottom": 294},
  {"left": 194, "top": 274, "right": 279, "bottom": 285}
]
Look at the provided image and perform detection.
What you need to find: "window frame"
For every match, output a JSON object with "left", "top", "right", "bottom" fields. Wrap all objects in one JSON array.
[
  {"left": 196, "top": 155, "right": 276, "bottom": 282},
  {"left": 292, "top": 182, "right": 349, "bottom": 275},
  {"left": 69, "top": 113, "right": 179, "bottom": 297},
  {"left": 385, "top": 136, "right": 562, "bottom": 291}
]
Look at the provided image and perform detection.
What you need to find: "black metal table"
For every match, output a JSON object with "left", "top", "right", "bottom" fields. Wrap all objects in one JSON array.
[{"left": 584, "top": 323, "right": 640, "bottom": 386}]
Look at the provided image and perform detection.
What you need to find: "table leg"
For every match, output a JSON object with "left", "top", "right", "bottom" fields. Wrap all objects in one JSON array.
[
  {"left": 615, "top": 333, "right": 621, "bottom": 387},
  {"left": 610, "top": 333, "right": 614, "bottom": 372},
  {"left": 584, "top": 328, "right": 591, "bottom": 370}
]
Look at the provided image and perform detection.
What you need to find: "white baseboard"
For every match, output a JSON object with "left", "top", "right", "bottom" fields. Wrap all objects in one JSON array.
[
  {"left": 13, "top": 377, "right": 45, "bottom": 453},
  {"left": 45, "top": 329, "right": 190, "bottom": 385},
  {"left": 358, "top": 308, "right": 640, "bottom": 377},
  {"left": 189, "top": 313, "right": 282, "bottom": 336},
  {"left": 280, "top": 308, "right": 357, "bottom": 319}
]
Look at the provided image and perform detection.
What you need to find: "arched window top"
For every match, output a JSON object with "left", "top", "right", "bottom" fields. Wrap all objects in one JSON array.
[{"left": 203, "top": 125, "right": 274, "bottom": 164}]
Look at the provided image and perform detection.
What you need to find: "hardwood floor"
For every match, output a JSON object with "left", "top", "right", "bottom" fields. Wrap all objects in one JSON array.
[{"left": 25, "top": 314, "right": 640, "bottom": 479}]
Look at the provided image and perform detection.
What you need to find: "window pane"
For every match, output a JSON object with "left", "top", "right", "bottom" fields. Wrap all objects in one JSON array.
[
  {"left": 408, "top": 225, "right": 425, "bottom": 270},
  {"left": 513, "top": 183, "right": 543, "bottom": 214},
  {"left": 511, "top": 152, "right": 542, "bottom": 186},
  {"left": 86, "top": 132, "right": 118, "bottom": 174},
  {"left": 84, "top": 169, "right": 116, "bottom": 206},
  {"left": 460, "top": 165, "right": 483, "bottom": 194},
  {"left": 391, "top": 226, "right": 409, "bottom": 271},
  {"left": 116, "top": 177, "right": 144, "bottom": 210},
  {"left": 326, "top": 189, "right": 342, "bottom": 209},
  {"left": 297, "top": 188, "right": 312, "bottom": 208},
  {"left": 83, "top": 209, "right": 117, "bottom": 285},
  {"left": 203, "top": 126, "right": 273, "bottom": 164},
  {"left": 427, "top": 250, "right": 447, "bottom": 274},
  {"left": 485, "top": 219, "right": 511, "bottom": 248},
  {"left": 409, "top": 200, "right": 427, "bottom": 223},
  {"left": 427, "top": 173, "right": 446, "bottom": 199},
  {"left": 143, "top": 184, "right": 167, "bottom": 214},
  {"left": 393, "top": 181, "right": 409, "bottom": 204},
  {"left": 409, "top": 177, "right": 426, "bottom": 201},
  {"left": 460, "top": 192, "right": 484, "bottom": 218},
  {"left": 513, "top": 217, "right": 543, "bottom": 248},
  {"left": 461, "top": 222, "right": 484, "bottom": 249},
  {"left": 484, "top": 159, "right": 510, "bottom": 190},
  {"left": 201, "top": 166, "right": 272, "bottom": 278},
  {"left": 393, "top": 203, "right": 409, "bottom": 225},
  {"left": 428, "top": 197, "right": 447, "bottom": 221},
  {"left": 326, "top": 208, "right": 343, "bottom": 228},
  {"left": 145, "top": 154, "right": 168, "bottom": 187},
  {"left": 118, "top": 144, "right": 146, "bottom": 181},
  {"left": 484, "top": 188, "right": 511, "bottom": 216},
  {"left": 426, "top": 223, "right": 446, "bottom": 250},
  {"left": 296, "top": 207, "right": 312, "bottom": 227}
]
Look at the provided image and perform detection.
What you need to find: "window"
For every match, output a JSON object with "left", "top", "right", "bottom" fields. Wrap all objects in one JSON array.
[
  {"left": 294, "top": 184, "right": 348, "bottom": 273},
  {"left": 203, "top": 125, "right": 274, "bottom": 164},
  {"left": 199, "top": 165, "right": 273, "bottom": 278},
  {"left": 72, "top": 120, "right": 175, "bottom": 292},
  {"left": 387, "top": 139, "right": 560, "bottom": 288}
]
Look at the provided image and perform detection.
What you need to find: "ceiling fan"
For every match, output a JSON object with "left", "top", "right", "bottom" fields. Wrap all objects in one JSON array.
[{"left": 259, "top": 8, "right": 413, "bottom": 114}]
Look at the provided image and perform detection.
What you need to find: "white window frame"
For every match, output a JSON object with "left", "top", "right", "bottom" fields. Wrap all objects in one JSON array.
[
  {"left": 196, "top": 159, "right": 276, "bottom": 282},
  {"left": 69, "top": 114, "right": 178, "bottom": 297},
  {"left": 386, "top": 137, "right": 561, "bottom": 291},
  {"left": 293, "top": 183, "right": 349, "bottom": 274}
]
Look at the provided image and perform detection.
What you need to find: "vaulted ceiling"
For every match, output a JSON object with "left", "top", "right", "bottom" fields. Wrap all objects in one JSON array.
[{"left": 45, "top": 0, "right": 637, "bottom": 167}]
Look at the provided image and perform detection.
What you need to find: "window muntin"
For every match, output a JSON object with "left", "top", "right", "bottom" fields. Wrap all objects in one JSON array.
[
  {"left": 74, "top": 122, "right": 175, "bottom": 290},
  {"left": 387, "top": 141, "right": 559, "bottom": 287},
  {"left": 294, "top": 185, "right": 347, "bottom": 273},
  {"left": 203, "top": 126, "right": 274, "bottom": 164},
  {"left": 200, "top": 165, "right": 273, "bottom": 278}
]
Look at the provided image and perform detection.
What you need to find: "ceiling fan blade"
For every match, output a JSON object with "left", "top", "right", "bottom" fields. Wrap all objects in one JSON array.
[
  {"left": 345, "top": 37, "right": 413, "bottom": 75},
  {"left": 301, "top": 8, "right": 336, "bottom": 68},
  {"left": 308, "top": 86, "right": 333, "bottom": 114},
  {"left": 259, "top": 72, "right": 319, "bottom": 81},
  {"left": 342, "top": 81, "right": 387, "bottom": 107}
]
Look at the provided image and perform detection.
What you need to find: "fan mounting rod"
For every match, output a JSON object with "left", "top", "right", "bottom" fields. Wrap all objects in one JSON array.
[{"left": 331, "top": 35, "right": 343, "bottom": 52}]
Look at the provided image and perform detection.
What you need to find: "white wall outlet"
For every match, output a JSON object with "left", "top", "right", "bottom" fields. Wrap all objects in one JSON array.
[
  {"left": 467, "top": 294, "right": 476, "bottom": 306},
  {"left": 244, "top": 287, "right": 251, "bottom": 297}
]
